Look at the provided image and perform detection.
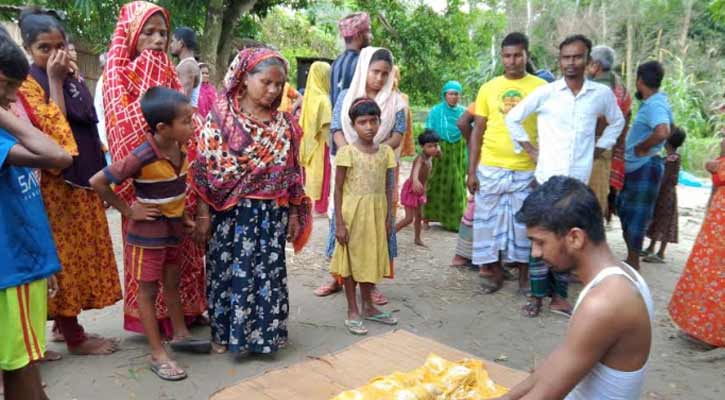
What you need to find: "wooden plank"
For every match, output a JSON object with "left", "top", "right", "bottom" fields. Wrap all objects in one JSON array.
[{"left": 210, "top": 330, "right": 528, "bottom": 400}]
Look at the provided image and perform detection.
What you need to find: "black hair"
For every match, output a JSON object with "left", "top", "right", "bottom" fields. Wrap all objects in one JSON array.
[
  {"left": 0, "top": 32, "right": 30, "bottom": 81},
  {"left": 173, "top": 27, "right": 198, "bottom": 53},
  {"left": 370, "top": 48, "right": 393, "bottom": 66},
  {"left": 140, "top": 87, "right": 190, "bottom": 133},
  {"left": 348, "top": 97, "right": 381, "bottom": 122},
  {"left": 636, "top": 60, "right": 665, "bottom": 90},
  {"left": 559, "top": 34, "right": 592, "bottom": 58},
  {"left": 19, "top": 7, "right": 66, "bottom": 48},
  {"left": 418, "top": 129, "right": 440, "bottom": 146},
  {"left": 668, "top": 125, "right": 686, "bottom": 149},
  {"left": 249, "top": 57, "right": 287, "bottom": 75},
  {"left": 515, "top": 176, "right": 606, "bottom": 243},
  {"left": 501, "top": 32, "right": 529, "bottom": 52}
]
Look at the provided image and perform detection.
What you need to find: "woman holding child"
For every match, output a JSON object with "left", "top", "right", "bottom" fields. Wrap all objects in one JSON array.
[
  {"left": 103, "top": 1, "right": 207, "bottom": 337},
  {"left": 191, "top": 47, "right": 312, "bottom": 355}
]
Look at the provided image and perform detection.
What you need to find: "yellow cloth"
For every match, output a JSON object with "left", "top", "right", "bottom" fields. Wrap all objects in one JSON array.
[
  {"left": 474, "top": 74, "right": 545, "bottom": 171},
  {"left": 331, "top": 353, "right": 509, "bottom": 400},
  {"left": 278, "top": 82, "right": 300, "bottom": 113},
  {"left": 589, "top": 150, "right": 612, "bottom": 212},
  {"left": 330, "top": 145, "right": 396, "bottom": 283},
  {"left": 299, "top": 61, "right": 332, "bottom": 201}
]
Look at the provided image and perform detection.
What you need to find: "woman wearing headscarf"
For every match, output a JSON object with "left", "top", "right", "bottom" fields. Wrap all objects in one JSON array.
[
  {"left": 423, "top": 81, "right": 467, "bottom": 231},
  {"left": 318, "top": 47, "right": 407, "bottom": 305},
  {"left": 103, "top": 1, "right": 206, "bottom": 337},
  {"left": 197, "top": 62, "right": 217, "bottom": 118},
  {"left": 299, "top": 61, "right": 332, "bottom": 214},
  {"left": 16, "top": 8, "right": 121, "bottom": 355},
  {"left": 191, "top": 48, "right": 312, "bottom": 355}
]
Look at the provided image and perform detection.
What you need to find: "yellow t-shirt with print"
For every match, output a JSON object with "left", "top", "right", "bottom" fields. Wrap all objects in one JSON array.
[{"left": 475, "top": 74, "right": 546, "bottom": 171}]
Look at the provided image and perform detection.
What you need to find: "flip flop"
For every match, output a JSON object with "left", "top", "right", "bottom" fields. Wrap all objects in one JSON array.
[
  {"left": 364, "top": 311, "right": 398, "bottom": 325},
  {"left": 211, "top": 342, "right": 228, "bottom": 354},
  {"left": 371, "top": 290, "right": 388, "bottom": 306},
  {"left": 550, "top": 308, "right": 572, "bottom": 318},
  {"left": 639, "top": 250, "right": 653, "bottom": 257},
  {"left": 502, "top": 268, "right": 516, "bottom": 281},
  {"left": 642, "top": 255, "right": 665, "bottom": 264},
  {"left": 344, "top": 319, "right": 368, "bottom": 335},
  {"left": 39, "top": 350, "right": 63, "bottom": 362},
  {"left": 169, "top": 337, "right": 212, "bottom": 354},
  {"left": 313, "top": 282, "right": 341, "bottom": 297},
  {"left": 521, "top": 300, "right": 542, "bottom": 318},
  {"left": 150, "top": 359, "right": 187, "bottom": 381},
  {"left": 480, "top": 276, "right": 503, "bottom": 294}
]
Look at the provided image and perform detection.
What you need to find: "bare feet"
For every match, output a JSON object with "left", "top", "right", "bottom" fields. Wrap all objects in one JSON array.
[
  {"left": 414, "top": 239, "right": 427, "bottom": 247},
  {"left": 211, "top": 342, "right": 228, "bottom": 354},
  {"left": 422, "top": 220, "right": 431, "bottom": 230},
  {"left": 549, "top": 296, "right": 573, "bottom": 317},
  {"left": 450, "top": 255, "right": 470, "bottom": 267},
  {"left": 479, "top": 266, "right": 493, "bottom": 277},
  {"left": 68, "top": 337, "right": 120, "bottom": 355},
  {"left": 39, "top": 350, "right": 63, "bottom": 362},
  {"left": 371, "top": 288, "right": 388, "bottom": 306},
  {"left": 314, "top": 279, "right": 342, "bottom": 297}
]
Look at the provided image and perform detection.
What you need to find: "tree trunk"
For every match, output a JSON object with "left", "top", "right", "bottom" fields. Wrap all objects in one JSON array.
[
  {"left": 200, "top": 0, "right": 258, "bottom": 83},
  {"left": 679, "top": 0, "right": 695, "bottom": 57},
  {"left": 625, "top": 13, "right": 634, "bottom": 92},
  {"left": 200, "top": 0, "right": 225, "bottom": 82}
]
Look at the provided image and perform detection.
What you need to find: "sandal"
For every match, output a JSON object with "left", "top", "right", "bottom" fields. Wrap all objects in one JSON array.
[
  {"left": 364, "top": 311, "right": 398, "bottom": 326},
  {"left": 314, "top": 282, "right": 341, "bottom": 297},
  {"left": 480, "top": 276, "right": 503, "bottom": 294},
  {"left": 642, "top": 254, "right": 665, "bottom": 264},
  {"left": 211, "top": 342, "right": 228, "bottom": 354},
  {"left": 521, "top": 300, "right": 542, "bottom": 318},
  {"left": 170, "top": 337, "right": 212, "bottom": 354},
  {"left": 344, "top": 319, "right": 368, "bottom": 335},
  {"left": 371, "top": 289, "right": 388, "bottom": 306},
  {"left": 39, "top": 350, "right": 63, "bottom": 362},
  {"left": 550, "top": 307, "right": 572, "bottom": 318},
  {"left": 150, "top": 359, "right": 187, "bottom": 381}
]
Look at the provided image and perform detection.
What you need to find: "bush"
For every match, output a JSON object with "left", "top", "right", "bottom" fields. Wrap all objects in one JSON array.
[{"left": 680, "top": 137, "right": 722, "bottom": 177}]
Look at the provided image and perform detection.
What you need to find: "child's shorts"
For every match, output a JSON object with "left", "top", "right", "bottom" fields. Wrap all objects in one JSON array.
[
  {"left": 400, "top": 178, "right": 427, "bottom": 208},
  {"left": 125, "top": 244, "right": 180, "bottom": 282},
  {"left": 0, "top": 279, "right": 47, "bottom": 371}
]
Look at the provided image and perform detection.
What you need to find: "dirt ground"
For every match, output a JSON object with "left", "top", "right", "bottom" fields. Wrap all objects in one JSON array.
[{"left": 37, "top": 161, "right": 724, "bottom": 400}]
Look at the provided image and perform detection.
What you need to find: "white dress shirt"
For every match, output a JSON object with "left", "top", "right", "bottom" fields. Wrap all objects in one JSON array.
[{"left": 505, "top": 78, "right": 625, "bottom": 184}]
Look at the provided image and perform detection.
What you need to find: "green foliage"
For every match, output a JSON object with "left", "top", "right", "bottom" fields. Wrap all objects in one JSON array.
[
  {"left": 681, "top": 137, "right": 722, "bottom": 177},
  {"left": 660, "top": 55, "right": 712, "bottom": 139}
]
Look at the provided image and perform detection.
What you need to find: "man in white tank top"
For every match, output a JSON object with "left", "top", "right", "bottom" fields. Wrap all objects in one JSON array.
[
  {"left": 497, "top": 176, "right": 653, "bottom": 400},
  {"left": 170, "top": 27, "right": 201, "bottom": 108}
]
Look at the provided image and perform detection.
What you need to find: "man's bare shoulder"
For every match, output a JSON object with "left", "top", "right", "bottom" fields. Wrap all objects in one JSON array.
[{"left": 574, "top": 274, "right": 644, "bottom": 325}]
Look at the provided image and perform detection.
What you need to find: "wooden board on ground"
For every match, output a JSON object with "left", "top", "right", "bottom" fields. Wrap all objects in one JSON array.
[{"left": 210, "top": 329, "right": 529, "bottom": 400}]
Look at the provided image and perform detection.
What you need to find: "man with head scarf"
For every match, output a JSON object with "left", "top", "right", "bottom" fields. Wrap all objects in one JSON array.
[
  {"left": 586, "top": 45, "right": 632, "bottom": 224},
  {"left": 467, "top": 32, "right": 547, "bottom": 298},
  {"left": 315, "top": 11, "right": 372, "bottom": 297}
]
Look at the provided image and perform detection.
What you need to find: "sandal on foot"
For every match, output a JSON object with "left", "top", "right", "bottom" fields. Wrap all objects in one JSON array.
[
  {"left": 344, "top": 320, "right": 368, "bottom": 335},
  {"left": 371, "top": 290, "right": 388, "bottom": 306},
  {"left": 502, "top": 268, "right": 516, "bottom": 281},
  {"left": 364, "top": 311, "right": 398, "bottom": 326},
  {"left": 642, "top": 254, "right": 665, "bottom": 264},
  {"left": 480, "top": 276, "right": 503, "bottom": 294},
  {"left": 521, "top": 301, "right": 542, "bottom": 318},
  {"left": 550, "top": 307, "right": 572, "bottom": 318},
  {"left": 39, "top": 350, "right": 63, "bottom": 362},
  {"left": 314, "top": 282, "right": 341, "bottom": 297},
  {"left": 150, "top": 360, "right": 187, "bottom": 381},
  {"left": 170, "top": 337, "right": 212, "bottom": 354},
  {"left": 211, "top": 342, "right": 228, "bottom": 354}
]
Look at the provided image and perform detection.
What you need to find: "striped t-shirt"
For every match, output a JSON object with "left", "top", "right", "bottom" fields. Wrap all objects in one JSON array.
[{"left": 103, "top": 137, "right": 188, "bottom": 248}]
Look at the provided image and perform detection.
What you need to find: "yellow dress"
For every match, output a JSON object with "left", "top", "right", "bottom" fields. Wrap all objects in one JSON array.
[
  {"left": 330, "top": 144, "right": 396, "bottom": 283},
  {"left": 331, "top": 353, "right": 509, "bottom": 400}
]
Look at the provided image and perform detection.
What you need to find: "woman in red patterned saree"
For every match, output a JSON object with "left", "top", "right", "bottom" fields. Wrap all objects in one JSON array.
[
  {"left": 668, "top": 139, "right": 725, "bottom": 348},
  {"left": 103, "top": 1, "right": 206, "bottom": 337}
]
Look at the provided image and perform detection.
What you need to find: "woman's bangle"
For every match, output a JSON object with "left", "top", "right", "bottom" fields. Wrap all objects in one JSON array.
[{"left": 197, "top": 216, "right": 210, "bottom": 219}]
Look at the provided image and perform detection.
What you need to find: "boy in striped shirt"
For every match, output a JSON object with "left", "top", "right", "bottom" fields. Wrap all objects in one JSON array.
[{"left": 91, "top": 86, "right": 209, "bottom": 381}]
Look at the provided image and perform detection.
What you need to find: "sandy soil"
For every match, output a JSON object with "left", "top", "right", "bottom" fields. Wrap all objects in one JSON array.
[{"left": 36, "top": 162, "right": 724, "bottom": 400}]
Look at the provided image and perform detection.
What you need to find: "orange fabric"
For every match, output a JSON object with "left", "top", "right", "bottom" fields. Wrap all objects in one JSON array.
[
  {"left": 400, "top": 93, "right": 416, "bottom": 157},
  {"left": 17, "top": 77, "right": 122, "bottom": 318},
  {"left": 103, "top": 1, "right": 205, "bottom": 333},
  {"left": 668, "top": 160, "right": 725, "bottom": 347}
]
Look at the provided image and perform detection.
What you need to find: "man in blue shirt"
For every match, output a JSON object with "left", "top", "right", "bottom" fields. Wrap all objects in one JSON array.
[
  {"left": 0, "top": 29, "right": 72, "bottom": 400},
  {"left": 616, "top": 61, "right": 672, "bottom": 270}
]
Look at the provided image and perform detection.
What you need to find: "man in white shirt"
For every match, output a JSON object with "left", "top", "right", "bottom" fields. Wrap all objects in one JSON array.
[{"left": 505, "top": 34, "right": 625, "bottom": 318}]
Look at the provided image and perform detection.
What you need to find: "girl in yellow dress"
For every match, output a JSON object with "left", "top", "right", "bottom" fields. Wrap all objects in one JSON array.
[{"left": 331, "top": 98, "right": 399, "bottom": 335}]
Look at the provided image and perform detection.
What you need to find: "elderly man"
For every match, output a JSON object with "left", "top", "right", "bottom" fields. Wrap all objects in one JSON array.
[
  {"left": 586, "top": 45, "right": 632, "bottom": 221},
  {"left": 505, "top": 34, "right": 625, "bottom": 318}
]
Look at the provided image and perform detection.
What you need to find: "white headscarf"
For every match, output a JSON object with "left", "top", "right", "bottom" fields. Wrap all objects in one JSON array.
[{"left": 340, "top": 47, "right": 407, "bottom": 145}]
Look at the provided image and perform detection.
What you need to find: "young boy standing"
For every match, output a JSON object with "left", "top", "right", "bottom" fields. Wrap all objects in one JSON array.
[
  {"left": 0, "top": 30, "right": 73, "bottom": 400},
  {"left": 90, "top": 86, "right": 210, "bottom": 381}
]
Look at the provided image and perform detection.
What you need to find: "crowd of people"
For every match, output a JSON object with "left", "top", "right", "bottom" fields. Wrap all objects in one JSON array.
[{"left": 0, "top": 2, "right": 722, "bottom": 399}]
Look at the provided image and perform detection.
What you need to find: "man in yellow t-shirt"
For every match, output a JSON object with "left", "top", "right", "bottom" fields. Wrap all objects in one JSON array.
[{"left": 466, "top": 32, "right": 546, "bottom": 297}]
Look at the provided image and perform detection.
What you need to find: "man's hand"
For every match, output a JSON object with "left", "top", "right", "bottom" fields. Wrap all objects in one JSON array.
[
  {"left": 47, "top": 275, "right": 59, "bottom": 298},
  {"left": 634, "top": 142, "right": 649, "bottom": 157},
  {"left": 287, "top": 213, "right": 300, "bottom": 242},
  {"left": 520, "top": 142, "right": 539, "bottom": 162},
  {"left": 127, "top": 202, "right": 161, "bottom": 221},
  {"left": 466, "top": 173, "right": 479, "bottom": 195},
  {"left": 191, "top": 216, "right": 211, "bottom": 244}
]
